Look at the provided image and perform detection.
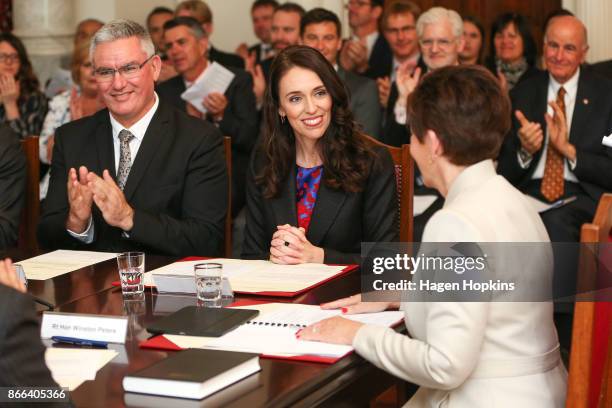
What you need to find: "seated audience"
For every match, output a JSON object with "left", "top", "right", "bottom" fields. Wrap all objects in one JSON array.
[
  {"left": 486, "top": 13, "right": 539, "bottom": 90},
  {"left": 175, "top": 0, "right": 245, "bottom": 69},
  {"left": 0, "top": 33, "right": 47, "bottom": 139},
  {"left": 145, "top": 6, "right": 177, "bottom": 83},
  {"left": 0, "top": 125, "right": 25, "bottom": 250},
  {"left": 38, "top": 19, "right": 227, "bottom": 257},
  {"left": 300, "top": 8, "right": 381, "bottom": 138},
  {"left": 459, "top": 15, "right": 485, "bottom": 65},
  {"left": 39, "top": 40, "right": 105, "bottom": 200},
  {"left": 242, "top": 45, "right": 397, "bottom": 264},
  {"left": 236, "top": 0, "right": 278, "bottom": 65},
  {"left": 340, "top": 0, "right": 391, "bottom": 80},
  {"left": 0, "top": 259, "right": 64, "bottom": 396},
  {"left": 299, "top": 65, "right": 567, "bottom": 407},
  {"left": 157, "top": 16, "right": 257, "bottom": 215},
  {"left": 377, "top": 0, "right": 423, "bottom": 146},
  {"left": 498, "top": 15, "right": 612, "bottom": 243}
]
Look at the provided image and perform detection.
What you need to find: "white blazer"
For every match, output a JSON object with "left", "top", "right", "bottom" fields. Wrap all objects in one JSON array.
[{"left": 353, "top": 160, "right": 567, "bottom": 407}]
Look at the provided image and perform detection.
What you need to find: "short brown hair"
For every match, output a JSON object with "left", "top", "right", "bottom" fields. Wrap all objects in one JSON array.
[
  {"left": 407, "top": 65, "right": 511, "bottom": 165},
  {"left": 381, "top": 0, "right": 421, "bottom": 30},
  {"left": 71, "top": 40, "right": 91, "bottom": 83},
  {"left": 176, "top": 0, "right": 212, "bottom": 24}
]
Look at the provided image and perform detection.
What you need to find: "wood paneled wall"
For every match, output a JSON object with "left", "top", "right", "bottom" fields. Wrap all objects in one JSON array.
[{"left": 406, "top": 0, "right": 562, "bottom": 57}]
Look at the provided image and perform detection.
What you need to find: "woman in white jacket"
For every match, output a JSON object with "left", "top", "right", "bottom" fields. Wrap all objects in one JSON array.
[{"left": 298, "top": 65, "right": 567, "bottom": 407}]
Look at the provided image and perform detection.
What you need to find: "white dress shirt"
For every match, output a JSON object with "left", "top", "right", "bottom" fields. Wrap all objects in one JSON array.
[
  {"left": 519, "top": 69, "right": 580, "bottom": 183},
  {"left": 67, "top": 94, "right": 160, "bottom": 242}
]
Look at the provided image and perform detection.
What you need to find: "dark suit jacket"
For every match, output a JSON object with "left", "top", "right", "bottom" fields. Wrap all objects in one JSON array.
[
  {"left": 156, "top": 67, "right": 258, "bottom": 214},
  {"left": 248, "top": 43, "right": 272, "bottom": 65},
  {"left": 209, "top": 46, "right": 245, "bottom": 69},
  {"left": 0, "top": 126, "right": 25, "bottom": 250},
  {"left": 380, "top": 57, "right": 428, "bottom": 147},
  {"left": 498, "top": 69, "right": 612, "bottom": 202},
  {"left": 0, "top": 285, "right": 59, "bottom": 389},
  {"left": 337, "top": 66, "right": 382, "bottom": 138},
  {"left": 38, "top": 101, "right": 228, "bottom": 256},
  {"left": 589, "top": 59, "right": 612, "bottom": 80},
  {"left": 363, "top": 34, "right": 393, "bottom": 80},
  {"left": 242, "top": 144, "right": 398, "bottom": 264}
]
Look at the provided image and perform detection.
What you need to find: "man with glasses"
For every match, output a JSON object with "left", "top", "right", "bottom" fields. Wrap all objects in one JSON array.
[
  {"left": 339, "top": 0, "right": 392, "bottom": 80},
  {"left": 38, "top": 19, "right": 228, "bottom": 257},
  {"left": 158, "top": 16, "right": 257, "bottom": 216}
]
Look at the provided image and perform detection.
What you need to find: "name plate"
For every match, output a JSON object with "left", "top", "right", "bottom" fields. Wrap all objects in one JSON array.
[{"left": 41, "top": 312, "right": 128, "bottom": 344}]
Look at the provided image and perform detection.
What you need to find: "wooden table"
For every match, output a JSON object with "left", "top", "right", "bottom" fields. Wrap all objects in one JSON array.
[{"left": 25, "top": 255, "right": 406, "bottom": 407}]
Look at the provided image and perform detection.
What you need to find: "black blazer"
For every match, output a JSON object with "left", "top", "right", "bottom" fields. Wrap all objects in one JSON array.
[
  {"left": 209, "top": 46, "right": 245, "bottom": 69},
  {"left": 363, "top": 34, "right": 393, "bottom": 80},
  {"left": 38, "top": 101, "right": 228, "bottom": 257},
  {"left": 0, "top": 125, "right": 25, "bottom": 250},
  {"left": 242, "top": 145, "right": 398, "bottom": 264},
  {"left": 380, "top": 57, "right": 428, "bottom": 147},
  {"left": 498, "top": 69, "right": 612, "bottom": 202},
  {"left": 0, "top": 285, "right": 60, "bottom": 390},
  {"left": 337, "top": 66, "right": 382, "bottom": 138},
  {"left": 156, "top": 67, "right": 258, "bottom": 214}
]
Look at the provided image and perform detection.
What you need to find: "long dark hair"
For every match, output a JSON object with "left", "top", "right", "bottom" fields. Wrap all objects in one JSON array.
[
  {"left": 256, "top": 45, "right": 374, "bottom": 199},
  {"left": 487, "top": 13, "right": 536, "bottom": 67},
  {"left": 0, "top": 33, "right": 40, "bottom": 97},
  {"left": 462, "top": 15, "right": 485, "bottom": 65}
]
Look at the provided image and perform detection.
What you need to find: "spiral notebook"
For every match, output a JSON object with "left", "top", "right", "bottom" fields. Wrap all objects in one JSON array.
[{"left": 141, "top": 302, "right": 404, "bottom": 363}]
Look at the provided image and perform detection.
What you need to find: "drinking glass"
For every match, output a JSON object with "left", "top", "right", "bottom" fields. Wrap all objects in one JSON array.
[
  {"left": 194, "top": 263, "right": 222, "bottom": 307},
  {"left": 117, "top": 252, "right": 145, "bottom": 296}
]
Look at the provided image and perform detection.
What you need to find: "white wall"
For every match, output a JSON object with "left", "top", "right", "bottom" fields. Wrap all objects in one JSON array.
[{"left": 563, "top": 0, "right": 612, "bottom": 63}]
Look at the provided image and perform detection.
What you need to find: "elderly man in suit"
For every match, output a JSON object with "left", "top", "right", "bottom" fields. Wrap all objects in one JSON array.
[
  {"left": 498, "top": 15, "right": 612, "bottom": 243},
  {"left": 157, "top": 16, "right": 257, "bottom": 216},
  {"left": 300, "top": 8, "right": 381, "bottom": 138},
  {"left": 38, "top": 19, "right": 227, "bottom": 257},
  {"left": 0, "top": 125, "right": 25, "bottom": 250}
]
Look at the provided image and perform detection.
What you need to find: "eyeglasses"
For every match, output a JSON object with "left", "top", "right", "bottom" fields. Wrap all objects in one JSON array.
[
  {"left": 0, "top": 53, "right": 19, "bottom": 64},
  {"left": 419, "top": 38, "right": 455, "bottom": 50},
  {"left": 93, "top": 55, "right": 154, "bottom": 82}
]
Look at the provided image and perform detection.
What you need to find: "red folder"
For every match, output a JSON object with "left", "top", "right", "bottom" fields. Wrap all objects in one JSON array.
[
  {"left": 115, "top": 258, "right": 358, "bottom": 297},
  {"left": 139, "top": 299, "right": 354, "bottom": 364}
]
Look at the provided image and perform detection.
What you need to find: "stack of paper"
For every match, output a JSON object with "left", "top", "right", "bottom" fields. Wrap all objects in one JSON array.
[
  {"left": 148, "top": 259, "right": 350, "bottom": 295},
  {"left": 18, "top": 250, "right": 117, "bottom": 280},
  {"left": 45, "top": 348, "right": 118, "bottom": 390}
]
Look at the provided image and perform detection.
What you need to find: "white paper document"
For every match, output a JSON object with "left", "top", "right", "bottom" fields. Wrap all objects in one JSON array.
[
  {"left": 413, "top": 195, "right": 438, "bottom": 216},
  {"left": 17, "top": 250, "right": 118, "bottom": 280},
  {"left": 149, "top": 258, "right": 347, "bottom": 294},
  {"left": 181, "top": 62, "right": 235, "bottom": 114},
  {"left": 45, "top": 348, "right": 118, "bottom": 390},
  {"left": 165, "top": 303, "right": 403, "bottom": 359}
]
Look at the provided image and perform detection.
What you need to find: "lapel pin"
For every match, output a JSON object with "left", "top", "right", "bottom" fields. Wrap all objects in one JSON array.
[{"left": 583, "top": 98, "right": 589, "bottom": 105}]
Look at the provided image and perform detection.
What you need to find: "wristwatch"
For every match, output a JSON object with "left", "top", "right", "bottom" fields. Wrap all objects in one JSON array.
[{"left": 518, "top": 147, "right": 532, "bottom": 163}]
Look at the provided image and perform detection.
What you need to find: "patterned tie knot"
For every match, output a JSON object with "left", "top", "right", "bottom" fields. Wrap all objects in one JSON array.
[
  {"left": 557, "top": 86, "right": 566, "bottom": 100},
  {"left": 119, "top": 129, "right": 134, "bottom": 144}
]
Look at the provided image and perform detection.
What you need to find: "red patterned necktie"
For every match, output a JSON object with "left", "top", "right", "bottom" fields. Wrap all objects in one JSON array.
[{"left": 540, "top": 87, "right": 566, "bottom": 202}]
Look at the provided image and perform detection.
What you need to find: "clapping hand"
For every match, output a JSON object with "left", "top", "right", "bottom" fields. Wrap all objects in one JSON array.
[
  {"left": 269, "top": 224, "right": 324, "bottom": 264},
  {"left": 203, "top": 92, "right": 228, "bottom": 122},
  {"left": 376, "top": 76, "right": 391, "bottom": 109},
  {"left": 396, "top": 62, "right": 420, "bottom": 100},
  {"left": 86, "top": 170, "right": 134, "bottom": 231},
  {"left": 515, "top": 110, "right": 543, "bottom": 155},
  {"left": 66, "top": 166, "right": 94, "bottom": 233},
  {"left": 0, "top": 258, "right": 26, "bottom": 293},
  {"left": 0, "top": 73, "right": 19, "bottom": 106},
  {"left": 545, "top": 101, "right": 575, "bottom": 161}
]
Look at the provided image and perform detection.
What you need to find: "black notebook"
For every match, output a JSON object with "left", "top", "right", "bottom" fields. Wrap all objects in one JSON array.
[
  {"left": 122, "top": 349, "right": 260, "bottom": 400},
  {"left": 146, "top": 306, "right": 259, "bottom": 337}
]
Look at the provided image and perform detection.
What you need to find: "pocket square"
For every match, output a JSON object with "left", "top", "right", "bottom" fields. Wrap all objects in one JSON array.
[{"left": 602, "top": 134, "right": 612, "bottom": 148}]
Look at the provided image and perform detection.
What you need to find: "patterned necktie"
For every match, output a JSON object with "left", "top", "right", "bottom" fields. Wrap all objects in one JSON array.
[
  {"left": 540, "top": 87, "right": 566, "bottom": 202},
  {"left": 117, "top": 129, "right": 134, "bottom": 191}
]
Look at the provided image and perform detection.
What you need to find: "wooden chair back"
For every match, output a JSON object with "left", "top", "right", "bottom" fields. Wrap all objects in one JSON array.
[
  {"left": 223, "top": 136, "right": 232, "bottom": 257},
  {"left": 18, "top": 137, "right": 40, "bottom": 252},
  {"left": 363, "top": 135, "right": 414, "bottom": 242},
  {"left": 567, "top": 193, "right": 612, "bottom": 408}
]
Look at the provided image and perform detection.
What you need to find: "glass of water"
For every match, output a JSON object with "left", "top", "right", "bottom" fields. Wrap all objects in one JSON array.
[
  {"left": 117, "top": 252, "right": 145, "bottom": 297},
  {"left": 194, "top": 263, "right": 222, "bottom": 307}
]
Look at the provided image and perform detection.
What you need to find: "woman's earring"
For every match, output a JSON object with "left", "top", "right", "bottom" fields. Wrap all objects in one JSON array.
[{"left": 280, "top": 115, "right": 286, "bottom": 124}]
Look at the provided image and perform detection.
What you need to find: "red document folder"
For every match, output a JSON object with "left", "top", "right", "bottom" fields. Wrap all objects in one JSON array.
[
  {"left": 116, "top": 258, "right": 359, "bottom": 297},
  {"left": 140, "top": 299, "right": 353, "bottom": 364}
]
